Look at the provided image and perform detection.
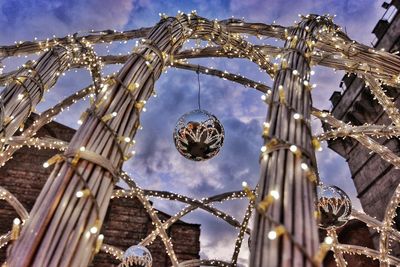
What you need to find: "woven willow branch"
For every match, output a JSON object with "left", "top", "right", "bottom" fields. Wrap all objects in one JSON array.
[
  {"left": 363, "top": 74, "right": 400, "bottom": 125},
  {"left": 312, "top": 108, "right": 400, "bottom": 168},
  {"left": 351, "top": 209, "right": 400, "bottom": 243},
  {"left": 133, "top": 186, "right": 179, "bottom": 265},
  {"left": 317, "top": 124, "right": 400, "bottom": 141},
  {"left": 6, "top": 136, "right": 68, "bottom": 151},
  {"left": 0, "top": 187, "right": 29, "bottom": 251},
  {"left": 0, "top": 187, "right": 29, "bottom": 221},
  {"left": 113, "top": 188, "right": 250, "bottom": 240},
  {"left": 0, "top": 84, "right": 95, "bottom": 166},
  {"left": 0, "top": 46, "right": 74, "bottom": 146}
]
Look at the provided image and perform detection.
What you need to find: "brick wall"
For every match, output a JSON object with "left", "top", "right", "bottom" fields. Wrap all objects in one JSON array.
[{"left": 0, "top": 116, "right": 200, "bottom": 266}]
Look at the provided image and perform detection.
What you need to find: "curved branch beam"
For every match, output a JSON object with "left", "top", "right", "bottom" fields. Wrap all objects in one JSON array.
[
  {"left": 363, "top": 74, "right": 400, "bottom": 125},
  {"left": 0, "top": 84, "right": 95, "bottom": 166},
  {"left": 351, "top": 209, "right": 400, "bottom": 242},
  {"left": 6, "top": 136, "right": 68, "bottom": 151},
  {"left": 113, "top": 188, "right": 251, "bottom": 245},
  {"left": 336, "top": 244, "right": 400, "bottom": 266},
  {"left": 138, "top": 190, "right": 249, "bottom": 247},
  {"left": 172, "top": 62, "right": 271, "bottom": 93},
  {"left": 231, "top": 199, "right": 253, "bottom": 265},
  {"left": 0, "top": 46, "right": 74, "bottom": 144},
  {"left": 312, "top": 108, "right": 400, "bottom": 168},
  {"left": 380, "top": 182, "right": 400, "bottom": 267},
  {"left": 178, "top": 259, "right": 232, "bottom": 266},
  {"left": 100, "top": 243, "right": 124, "bottom": 260},
  {"left": 2, "top": 15, "right": 400, "bottom": 84},
  {"left": 326, "top": 229, "right": 347, "bottom": 267},
  {"left": 0, "top": 186, "right": 29, "bottom": 221},
  {"left": 134, "top": 187, "right": 179, "bottom": 266},
  {"left": 69, "top": 53, "right": 272, "bottom": 93},
  {"left": 228, "top": 19, "right": 400, "bottom": 84},
  {"left": 317, "top": 124, "right": 400, "bottom": 141},
  {"left": 0, "top": 232, "right": 11, "bottom": 249},
  {"left": 0, "top": 28, "right": 152, "bottom": 58},
  {"left": 0, "top": 187, "right": 29, "bottom": 250}
]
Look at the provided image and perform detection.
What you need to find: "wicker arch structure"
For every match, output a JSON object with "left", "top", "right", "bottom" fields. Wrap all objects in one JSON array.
[{"left": 0, "top": 12, "right": 399, "bottom": 267}]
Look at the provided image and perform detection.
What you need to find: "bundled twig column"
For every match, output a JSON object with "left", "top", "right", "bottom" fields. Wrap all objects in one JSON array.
[
  {"left": 0, "top": 46, "right": 72, "bottom": 145},
  {"left": 250, "top": 15, "right": 334, "bottom": 267},
  {"left": 6, "top": 14, "right": 196, "bottom": 267}
]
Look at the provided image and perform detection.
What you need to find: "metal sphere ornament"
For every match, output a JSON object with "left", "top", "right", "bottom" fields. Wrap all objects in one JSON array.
[
  {"left": 119, "top": 245, "right": 152, "bottom": 267},
  {"left": 173, "top": 109, "right": 224, "bottom": 161},
  {"left": 316, "top": 185, "right": 352, "bottom": 229}
]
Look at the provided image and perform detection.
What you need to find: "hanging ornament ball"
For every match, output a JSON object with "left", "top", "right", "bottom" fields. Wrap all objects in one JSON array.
[
  {"left": 316, "top": 185, "right": 352, "bottom": 229},
  {"left": 173, "top": 109, "right": 224, "bottom": 161},
  {"left": 119, "top": 245, "right": 152, "bottom": 267}
]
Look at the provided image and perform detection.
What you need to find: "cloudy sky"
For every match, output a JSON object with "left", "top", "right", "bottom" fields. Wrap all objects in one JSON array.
[{"left": 0, "top": 0, "right": 387, "bottom": 265}]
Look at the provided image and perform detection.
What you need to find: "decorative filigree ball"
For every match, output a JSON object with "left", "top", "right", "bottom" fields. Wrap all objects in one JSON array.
[
  {"left": 316, "top": 185, "right": 352, "bottom": 229},
  {"left": 119, "top": 245, "right": 152, "bottom": 267},
  {"left": 173, "top": 109, "right": 224, "bottom": 161}
]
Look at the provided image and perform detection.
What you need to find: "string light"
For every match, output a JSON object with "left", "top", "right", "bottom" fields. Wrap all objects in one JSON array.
[{"left": 268, "top": 226, "right": 286, "bottom": 240}]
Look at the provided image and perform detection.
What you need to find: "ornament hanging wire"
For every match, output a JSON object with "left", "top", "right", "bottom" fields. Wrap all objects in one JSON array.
[{"left": 197, "top": 65, "right": 201, "bottom": 110}]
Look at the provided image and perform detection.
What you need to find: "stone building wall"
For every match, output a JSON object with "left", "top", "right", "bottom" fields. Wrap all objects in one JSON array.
[
  {"left": 326, "top": 0, "right": 400, "bottom": 257},
  {"left": 0, "top": 116, "right": 200, "bottom": 266}
]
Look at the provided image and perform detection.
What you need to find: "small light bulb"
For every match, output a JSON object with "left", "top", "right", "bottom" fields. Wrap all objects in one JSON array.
[
  {"left": 43, "top": 162, "right": 49, "bottom": 168},
  {"left": 270, "top": 190, "right": 280, "bottom": 200},
  {"left": 324, "top": 236, "right": 333, "bottom": 245},
  {"left": 301, "top": 163, "right": 309, "bottom": 170},
  {"left": 79, "top": 146, "right": 85, "bottom": 152},
  {"left": 268, "top": 230, "right": 277, "bottom": 240},
  {"left": 124, "top": 137, "right": 131, "bottom": 143},
  {"left": 13, "top": 218, "right": 21, "bottom": 225},
  {"left": 90, "top": 226, "right": 98, "bottom": 234},
  {"left": 289, "top": 145, "right": 298, "bottom": 153},
  {"left": 261, "top": 146, "right": 267, "bottom": 152},
  {"left": 293, "top": 113, "right": 301, "bottom": 120},
  {"left": 76, "top": 191, "right": 84, "bottom": 198},
  {"left": 242, "top": 181, "right": 248, "bottom": 187}
]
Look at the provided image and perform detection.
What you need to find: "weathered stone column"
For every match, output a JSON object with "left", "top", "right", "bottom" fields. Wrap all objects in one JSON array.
[{"left": 251, "top": 15, "right": 333, "bottom": 267}]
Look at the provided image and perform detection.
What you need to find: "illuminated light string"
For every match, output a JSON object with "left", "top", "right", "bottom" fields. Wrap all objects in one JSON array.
[
  {"left": 312, "top": 107, "right": 400, "bottom": 169},
  {"left": 112, "top": 185, "right": 251, "bottom": 239},
  {"left": 230, "top": 197, "right": 254, "bottom": 266},
  {"left": 112, "top": 172, "right": 253, "bottom": 264},
  {"left": 0, "top": 13, "right": 399, "bottom": 84},
  {"left": 0, "top": 10, "right": 400, "bottom": 267},
  {"left": 317, "top": 124, "right": 400, "bottom": 141},
  {"left": 0, "top": 186, "right": 29, "bottom": 249}
]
